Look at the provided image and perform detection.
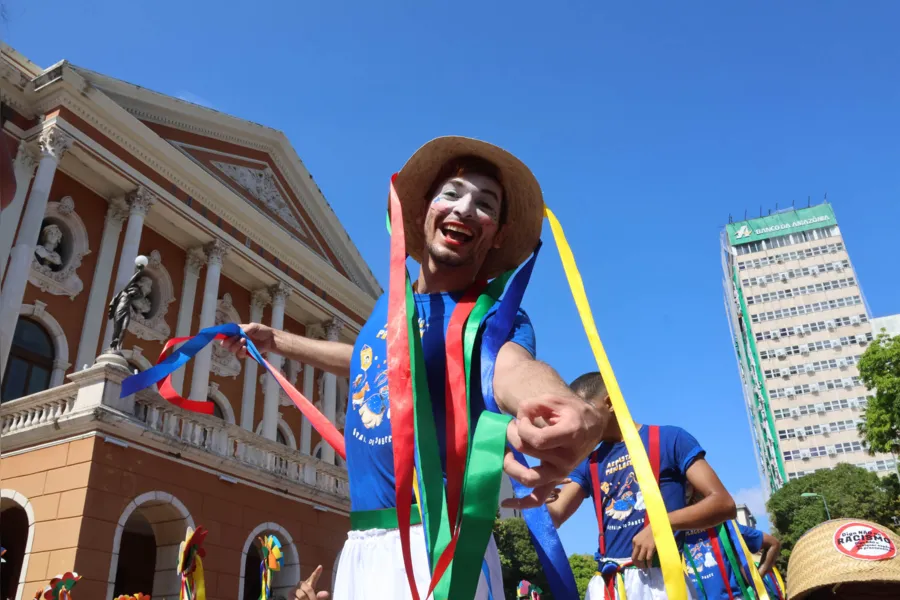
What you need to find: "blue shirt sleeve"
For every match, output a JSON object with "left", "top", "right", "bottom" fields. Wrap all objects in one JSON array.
[
  {"left": 569, "top": 457, "right": 592, "bottom": 497},
  {"left": 737, "top": 524, "right": 765, "bottom": 554},
  {"left": 668, "top": 426, "right": 706, "bottom": 474},
  {"left": 504, "top": 309, "right": 536, "bottom": 357}
]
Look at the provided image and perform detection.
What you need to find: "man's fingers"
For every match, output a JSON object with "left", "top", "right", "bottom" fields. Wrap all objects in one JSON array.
[
  {"left": 502, "top": 453, "right": 568, "bottom": 490},
  {"left": 316, "top": 593, "right": 329, "bottom": 600},
  {"left": 305, "top": 565, "right": 323, "bottom": 588},
  {"left": 507, "top": 423, "right": 576, "bottom": 471},
  {"left": 499, "top": 482, "right": 557, "bottom": 510}
]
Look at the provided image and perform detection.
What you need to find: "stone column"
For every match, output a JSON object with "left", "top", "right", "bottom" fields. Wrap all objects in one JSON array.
[
  {"left": 101, "top": 186, "right": 156, "bottom": 350},
  {"left": 321, "top": 317, "right": 344, "bottom": 465},
  {"left": 240, "top": 288, "right": 270, "bottom": 431},
  {"left": 0, "top": 142, "right": 38, "bottom": 281},
  {"left": 73, "top": 202, "right": 128, "bottom": 370},
  {"left": 168, "top": 247, "right": 206, "bottom": 394},
  {"left": 0, "top": 127, "right": 73, "bottom": 376},
  {"left": 261, "top": 282, "right": 290, "bottom": 440},
  {"left": 188, "top": 241, "right": 227, "bottom": 401},
  {"left": 300, "top": 362, "right": 315, "bottom": 454}
]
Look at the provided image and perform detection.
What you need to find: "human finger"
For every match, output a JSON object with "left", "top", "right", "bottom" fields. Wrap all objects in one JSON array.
[
  {"left": 507, "top": 422, "right": 577, "bottom": 472},
  {"left": 316, "top": 594, "right": 329, "bottom": 600},
  {"left": 305, "top": 565, "right": 323, "bottom": 589},
  {"left": 500, "top": 482, "right": 557, "bottom": 510}
]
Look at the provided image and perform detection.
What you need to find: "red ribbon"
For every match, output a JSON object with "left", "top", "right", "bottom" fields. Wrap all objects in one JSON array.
[{"left": 155, "top": 333, "right": 346, "bottom": 459}]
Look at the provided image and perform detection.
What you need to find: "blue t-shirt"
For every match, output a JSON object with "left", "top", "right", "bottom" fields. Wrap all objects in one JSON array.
[
  {"left": 344, "top": 292, "right": 536, "bottom": 511},
  {"left": 684, "top": 523, "right": 764, "bottom": 600},
  {"left": 569, "top": 425, "right": 704, "bottom": 561}
]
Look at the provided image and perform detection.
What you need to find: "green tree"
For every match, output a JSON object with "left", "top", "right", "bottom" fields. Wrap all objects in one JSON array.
[
  {"left": 568, "top": 553, "right": 596, "bottom": 599},
  {"left": 858, "top": 331, "right": 900, "bottom": 466},
  {"left": 767, "top": 463, "right": 899, "bottom": 571},
  {"left": 493, "top": 517, "right": 551, "bottom": 599}
]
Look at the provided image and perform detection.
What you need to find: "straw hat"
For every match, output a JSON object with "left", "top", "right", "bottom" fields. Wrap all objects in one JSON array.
[
  {"left": 787, "top": 518, "right": 900, "bottom": 598},
  {"left": 392, "top": 136, "right": 544, "bottom": 280}
]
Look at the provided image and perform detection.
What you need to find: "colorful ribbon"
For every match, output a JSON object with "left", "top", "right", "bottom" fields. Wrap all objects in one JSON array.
[
  {"left": 177, "top": 526, "right": 207, "bottom": 600},
  {"left": 121, "top": 323, "right": 346, "bottom": 460},
  {"left": 480, "top": 247, "right": 578, "bottom": 600},
  {"left": 545, "top": 207, "right": 687, "bottom": 600},
  {"left": 258, "top": 535, "right": 284, "bottom": 600},
  {"left": 726, "top": 520, "right": 770, "bottom": 600},
  {"left": 39, "top": 573, "right": 80, "bottom": 600}
]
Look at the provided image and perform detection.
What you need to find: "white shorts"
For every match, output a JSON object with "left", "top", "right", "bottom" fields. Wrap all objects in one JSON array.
[
  {"left": 333, "top": 524, "right": 504, "bottom": 600},
  {"left": 585, "top": 570, "right": 699, "bottom": 600}
]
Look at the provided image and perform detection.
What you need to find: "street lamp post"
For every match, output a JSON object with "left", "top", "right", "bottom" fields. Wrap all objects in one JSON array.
[{"left": 801, "top": 492, "right": 832, "bottom": 520}]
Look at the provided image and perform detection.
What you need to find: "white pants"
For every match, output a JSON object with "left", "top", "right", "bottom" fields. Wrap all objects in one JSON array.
[
  {"left": 585, "top": 570, "right": 699, "bottom": 600},
  {"left": 333, "top": 524, "right": 503, "bottom": 600}
]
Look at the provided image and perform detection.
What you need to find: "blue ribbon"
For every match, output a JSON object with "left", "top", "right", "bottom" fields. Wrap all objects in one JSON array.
[
  {"left": 481, "top": 559, "right": 494, "bottom": 600},
  {"left": 479, "top": 244, "right": 579, "bottom": 600},
  {"left": 121, "top": 323, "right": 263, "bottom": 398}
]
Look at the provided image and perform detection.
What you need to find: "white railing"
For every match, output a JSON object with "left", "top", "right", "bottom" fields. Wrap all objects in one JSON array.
[
  {"left": 132, "top": 390, "right": 349, "bottom": 499},
  {"left": 0, "top": 383, "right": 79, "bottom": 435}
]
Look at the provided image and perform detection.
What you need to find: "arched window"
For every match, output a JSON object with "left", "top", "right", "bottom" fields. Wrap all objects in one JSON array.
[
  {"left": 276, "top": 428, "right": 287, "bottom": 446},
  {"left": 2, "top": 318, "right": 54, "bottom": 402},
  {"left": 208, "top": 398, "right": 225, "bottom": 421}
]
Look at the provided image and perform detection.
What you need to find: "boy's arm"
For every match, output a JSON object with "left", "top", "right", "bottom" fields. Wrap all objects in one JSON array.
[
  {"left": 668, "top": 458, "right": 737, "bottom": 531},
  {"left": 545, "top": 481, "right": 588, "bottom": 528},
  {"left": 758, "top": 532, "right": 781, "bottom": 576},
  {"left": 631, "top": 459, "right": 736, "bottom": 568}
]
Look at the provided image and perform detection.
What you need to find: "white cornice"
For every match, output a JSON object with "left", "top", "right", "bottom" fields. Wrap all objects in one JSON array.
[
  {"left": 69, "top": 65, "right": 382, "bottom": 298},
  {"left": 26, "top": 67, "right": 375, "bottom": 324}
]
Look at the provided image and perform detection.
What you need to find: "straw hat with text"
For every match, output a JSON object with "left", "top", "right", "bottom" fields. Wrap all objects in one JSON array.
[
  {"left": 392, "top": 136, "right": 544, "bottom": 281},
  {"left": 787, "top": 518, "right": 900, "bottom": 598}
]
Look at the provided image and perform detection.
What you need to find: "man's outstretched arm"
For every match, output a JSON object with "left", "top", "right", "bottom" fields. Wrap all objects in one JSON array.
[
  {"left": 493, "top": 341, "right": 607, "bottom": 506},
  {"left": 222, "top": 322, "right": 354, "bottom": 378}
]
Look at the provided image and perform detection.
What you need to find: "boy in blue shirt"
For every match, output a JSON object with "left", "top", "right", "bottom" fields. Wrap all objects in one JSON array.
[
  {"left": 684, "top": 519, "right": 781, "bottom": 600},
  {"left": 539, "top": 372, "right": 736, "bottom": 599}
]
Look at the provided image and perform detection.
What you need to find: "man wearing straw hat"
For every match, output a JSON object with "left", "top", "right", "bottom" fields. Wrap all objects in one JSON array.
[
  {"left": 223, "top": 137, "right": 607, "bottom": 599},
  {"left": 786, "top": 518, "right": 900, "bottom": 599}
]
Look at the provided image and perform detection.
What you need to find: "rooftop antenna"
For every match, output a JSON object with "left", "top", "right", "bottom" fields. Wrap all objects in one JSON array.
[
  {"left": 759, "top": 206, "right": 763, "bottom": 218},
  {"left": 744, "top": 209, "right": 748, "bottom": 221},
  {"left": 775, "top": 202, "right": 779, "bottom": 212},
  {"left": 824, "top": 192, "right": 828, "bottom": 204},
  {"left": 792, "top": 198, "right": 796, "bottom": 210},
  {"left": 728, "top": 214, "right": 733, "bottom": 224},
  {"left": 808, "top": 196, "right": 811, "bottom": 208}
]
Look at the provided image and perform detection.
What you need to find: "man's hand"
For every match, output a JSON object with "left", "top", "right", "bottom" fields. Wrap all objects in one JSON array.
[
  {"left": 501, "top": 394, "right": 605, "bottom": 508},
  {"left": 221, "top": 322, "right": 276, "bottom": 359},
  {"left": 631, "top": 526, "right": 657, "bottom": 569},
  {"left": 293, "top": 565, "right": 329, "bottom": 600}
]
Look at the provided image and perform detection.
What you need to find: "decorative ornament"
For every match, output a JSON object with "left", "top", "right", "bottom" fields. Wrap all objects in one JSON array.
[
  {"left": 114, "top": 595, "right": 151, "bottom": 600},
  {"left": 258, "top": 535, "right": 284, "bottom": 600},
  {"left": 42, "top": 572, "right": 81, "bottom": 600},
  {"left": 177, "top": 526, "right": 208, "bottom": 600}
]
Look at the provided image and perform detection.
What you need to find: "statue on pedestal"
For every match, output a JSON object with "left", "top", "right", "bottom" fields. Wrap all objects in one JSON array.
[
  {"left": 106, "top": 255, "right": 152, "bottom": 353},
  {"left": 34, "top": 224, "right": 64, "bottom": 268}
]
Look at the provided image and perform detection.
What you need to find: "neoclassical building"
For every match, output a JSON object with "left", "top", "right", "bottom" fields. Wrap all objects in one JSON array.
[{"left": 0, "top": 44, "right": 380, "bottom": 600}]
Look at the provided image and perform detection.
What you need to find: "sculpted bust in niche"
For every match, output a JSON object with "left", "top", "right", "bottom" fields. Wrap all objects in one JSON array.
[{"left": 34, "top": 224, "right": 63, "bottom": 269}]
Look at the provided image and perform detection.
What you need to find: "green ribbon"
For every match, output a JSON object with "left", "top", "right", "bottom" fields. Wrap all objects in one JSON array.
[
  {"left": 447, "top": 411, "right": 513, "bottom": 600},
  {"left": 684, "top": 543, "right": 708, "bottom": 600},
  {"left": 717, "top": 524, "right": 754, "bottom": 600}
]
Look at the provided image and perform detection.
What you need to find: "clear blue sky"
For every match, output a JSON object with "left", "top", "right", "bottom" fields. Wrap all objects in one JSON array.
[{"left": 6, "top": 1, "right": 900, "bottom": 554}]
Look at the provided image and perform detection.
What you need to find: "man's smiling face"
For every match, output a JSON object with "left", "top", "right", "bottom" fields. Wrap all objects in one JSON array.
[{"left": 422, "top": 171, "right": 504, "bottom": 271}]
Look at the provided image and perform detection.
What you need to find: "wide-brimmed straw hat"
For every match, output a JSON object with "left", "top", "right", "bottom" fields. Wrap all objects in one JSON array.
[
  {"left": 392, "top": 136, "right": 544, "bottom": 280},
  {"left": 787, "top": 518, "right": 900, "bottom": 598}
]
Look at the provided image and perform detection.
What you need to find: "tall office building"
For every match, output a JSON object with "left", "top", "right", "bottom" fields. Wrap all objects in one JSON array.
[{"left": 721, "top": 203, "right": 896, "bottom": 496}]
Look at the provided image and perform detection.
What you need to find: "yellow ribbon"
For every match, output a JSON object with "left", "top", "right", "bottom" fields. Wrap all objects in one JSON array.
[
  {"left": 615, "top": 572, "right": 627, "bottom": 599},
  {"left": 193, "top": 556, "right": 206, "bottom": 600},
  {"left": 731, "top": 520, "right": 769, "bottom": 600},
  {"left": 545, "top": 207, "right": 687, "bottom": 600}
]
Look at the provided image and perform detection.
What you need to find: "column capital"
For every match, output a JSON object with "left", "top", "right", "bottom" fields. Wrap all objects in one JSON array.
[
  {"left": 126, "top": 186, "right": 156, "bottom": 217},
  {"left": 269, "top": 281, "right": 291, "bottom": 305},
  {"left": 185, "top": 246, "right": 207, "bottom": 275},
  {"left": 306, "top": 323, "right": 325, "bottom": 340},
  {"left": 14, "top": 141, "right": 38, "bottom": 174},
  {"left": 38, "top": 126, "right": 74, "bottom": 162},
  {"left": 325, "top": 317, "right": 345, "bottom": 341},
  {"left": 204, "top": 240, "right": 228, "bottom": 267},
  {"left": 251, "top": 288, "right": 272, "bottom": 312},
  {"left": 105, "top": 202, "right": 128, "bottom": 228}
]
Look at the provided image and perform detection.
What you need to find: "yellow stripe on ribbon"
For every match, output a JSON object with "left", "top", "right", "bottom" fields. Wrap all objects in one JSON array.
[
  {"left": 731, "top": 520, "right": 770, "bottom": 600},
  {"left": 545, "top": 207, "right": 687, "bottom": 600},
  {"left": 616, "top": 572, "right": 627, "bottom": 599},
  {"left": 194, "top": 556, "right": 206, "bottom": 600},
  {"left": 773, "top": 566, "right": 786, "bottom": 597}
]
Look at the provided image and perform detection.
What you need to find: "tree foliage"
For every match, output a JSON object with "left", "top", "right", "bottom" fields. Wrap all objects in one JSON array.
[
  {"left": 493, "top": 517, "right": 551, "bottom": 599},
  {"left": 858, "top": 331, "right": 900, "bottom": 457},
  {"left": 767, "top": 463, "right": 900, "bottom": 571},
  {"left": 568, "top": 553, "right": 596, "bottom": 599}
]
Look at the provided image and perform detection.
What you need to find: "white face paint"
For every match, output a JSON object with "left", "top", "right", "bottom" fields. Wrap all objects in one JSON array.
[{"left": 422, "top": 173, "right": 503, "bottom": 270}]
